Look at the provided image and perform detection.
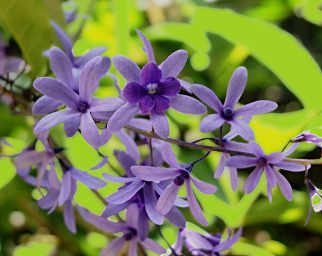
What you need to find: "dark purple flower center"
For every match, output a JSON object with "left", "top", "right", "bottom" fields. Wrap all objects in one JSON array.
[
  {"left": 77, "top": 101, "right": 90, "bottom": 113},
  {"left": 174, "top": 170, "right": 190, "bottom": 186},
  {"left": 257, "top": 157, "right": 267, "bottom": 166},
  {"left": 222, "top": 107, "right": 234, "bottom": 120},
  {"left": 124, "top": 227, "right": 137, "bottom": 241}
]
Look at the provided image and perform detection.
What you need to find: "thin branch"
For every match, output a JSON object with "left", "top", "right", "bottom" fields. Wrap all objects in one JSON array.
[
  {"left": 72, "top": 0, "right": 96, "bottom": 41},
  {"left": 125, "top": 125, "right": 322, "bottom": 166}
]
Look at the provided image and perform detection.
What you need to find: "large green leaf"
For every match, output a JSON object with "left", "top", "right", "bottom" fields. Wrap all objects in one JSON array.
[
  {"left": 292, "top": 0, "right": 322, "bottom": 26},
  {"left": 146, "top": 7, "right": 322, "bottom": 110},
  {"left": 145, "top": 22, "right": 211, "bottom": 71},
  {"left": 0, "top": 0, "right": 65, "bottom": 77}
]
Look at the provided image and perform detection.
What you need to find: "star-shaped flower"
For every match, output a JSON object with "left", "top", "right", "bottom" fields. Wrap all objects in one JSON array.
[
  {"left": 227, "top": 142, "right": 307, "bottom": 202},
  {"left": 33, "top": 56, "right": 123, "bottom": 148},
  {"left": 191, "top": 67, "right": 277, "bottom": 140},
  {"left": 108, "top": 30, "right": 206, "bottom": 137}
]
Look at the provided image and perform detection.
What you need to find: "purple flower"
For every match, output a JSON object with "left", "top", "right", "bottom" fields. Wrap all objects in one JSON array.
[
  {"left": 0, "top": 36, "right": 24, "bottom": 75},
  {"left": 37, "top": 167, "right": 78, "bottom": 233},
  {"left": 174, "top": 227, "right": 242, "bottom": 256},
  {"left": 292, "top": 132, "right": 322, "bottom": 148},
  {"left": 33, "top": 56, "right": 124, "bottom": 148},
  {"left": 78, "top": 204, "right": 166, "bottom": 256},
  {"left": 191, "top": 67, "right": 277, "bottom": 140},
  {"left": 38, "top": 159, "right": 105, "bottom": 233},
  {"left": 14, "top": 135, "right": 56, "bottom": 187},
  {"left": 108, "top": 30, "right": 206, "bottom": 137},
  {"left": 47, "top": 21, "right": 106, "bottom": 70},
  {"left": 131, "top": 159, "right": 217, "bottom": 226},
  {"left": 102, "top": 150, "right": 186, "bottom": 239},
  {"left": 57, "top": 159, "right": 106, "bottom": 206},
  {"left": 63, "top": 1, "right": 79, "bottom": 24},
  {"left": 227, "top": 142, "right": 306, "bottom": 202}
]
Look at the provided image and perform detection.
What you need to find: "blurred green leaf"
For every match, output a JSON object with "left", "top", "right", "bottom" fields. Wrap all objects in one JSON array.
[
  {"left": 0, "top": 0, "right": 65, "bottom": 77},
  {"left": 232, "top": 241, "right": 275, "bottom": 256},
  {"left": 0, "top": 158, "right": 15, "bottom": 190},
  {"left": 13, "top": 240, "right": 55, "bottom": 256},
  {"left": 293, "top": 0, "right": 322, "bottom": 26}
]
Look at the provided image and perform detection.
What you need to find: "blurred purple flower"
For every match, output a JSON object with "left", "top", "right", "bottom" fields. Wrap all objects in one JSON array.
[
  {"left": 131, "top": 153, "right": 217, "bottom": 226},
  {"left": 33, "top": 56, "right": 124, "bottom": 148},
  {"left": 292, "top": 132, "right": 322, "bottom": 148},
  {"left": 63, "top": 1, "right": 78, "bottom": 24},
  {"left": 78, "top": 204, "right": 166, "bottom": 256},
  {"left": 227, "top": 142, "right": 306, "bottom": 202},
  {"left": 174, "top": 227, "right": 242, "bottom": 256},
  {"left": 57, "top": 159, "right": 106, "bottom": 206},
  {"left": 0, "top": 36, "right": 24, "bottom": 75},
  {"left": 108, "top": 30, "right": 206, "bottom": 137},
  {"left": 38, "top": 167, "right": 78, "bottom": 233},
  {"left": 14, "top": 134, "right": 56, "bottom": 187},
  {"left": 47, "top": 22, "right": 106, "bottom": 70},
  {"left": 191, "top": 67, "right": 277, "bottom": 140},
  {"left": 102, "top": 150, "right": 186, "bottom": 239}
]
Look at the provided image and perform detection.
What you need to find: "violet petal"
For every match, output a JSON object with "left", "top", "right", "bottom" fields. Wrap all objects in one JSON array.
[
  {"left": 170, "top": 94, "right": 206, "bottom": 115},
  {"left": 150, "top": 113, "right": 169, "bottom": 137},
  {"left": 224, "top": 67, "right": 248, "bottom": 109},
  {"left": 106, "top": 181, "right": 145, "bottom": 204},
  {"left": 131, "top": 166, "right": 179, "bottom": 181},
  {"left": 70, "top": 168, "right": 106, "bottom": 189},
  {"left": 186, "top": 179, "right": 208, "bottom": 226},
  {"left": 200, "top": 114, "right": 225, "bottom": 133},
  {"left": 112, "top": 55, "right": 141, "bottom": 83},
  {"left": 159, "top": 49, "right": 188, "bottom": 78}
]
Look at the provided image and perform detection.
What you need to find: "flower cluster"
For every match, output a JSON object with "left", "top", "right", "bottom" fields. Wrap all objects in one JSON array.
[{"left": 7, "top": 21, "right": 322, "bottom": 255}]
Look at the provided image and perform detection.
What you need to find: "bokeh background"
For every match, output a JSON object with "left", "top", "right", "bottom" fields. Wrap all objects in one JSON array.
[{"left": 0, "top": 0, "right": 322, "bottom": 255}]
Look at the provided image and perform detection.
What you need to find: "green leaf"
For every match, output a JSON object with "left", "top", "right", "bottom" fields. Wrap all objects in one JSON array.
[
  {"left": 0, "top": 158, "right": 16, "bottom": 190},
  {"left": 0, "top": 0, "right": 65, "bottom": 77},
  {"left": 293, "top": 0, "right": 322, "bottom": 26},
  {"left": 14, "top": 241, "right": 55, "bottom": 256},
  {"left": 232, "top": 241, "right": 275, "bottom": 256},
  {"left": 191, "top": 7, "right": 322, "bottom": 109},
  {"left": 147, "top": 7, "right": 322, "bottom": 109},
  {"left": 145, "top": 22, "right": 211, "bottom": 71}
]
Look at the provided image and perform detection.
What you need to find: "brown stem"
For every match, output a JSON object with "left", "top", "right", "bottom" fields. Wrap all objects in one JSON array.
[{"left": 125, "top": 125, "right": 322, "bottom": 166}]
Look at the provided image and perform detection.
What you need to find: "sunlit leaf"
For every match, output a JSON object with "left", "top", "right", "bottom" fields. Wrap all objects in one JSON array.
[{"left": 147, "top": 7, "right": 322, "bottom": 109}]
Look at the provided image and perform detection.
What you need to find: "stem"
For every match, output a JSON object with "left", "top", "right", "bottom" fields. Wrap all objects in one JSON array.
[
  {"left": 219, "top": 126, "right": 223, "bottom": 142},
  {"left": 72, "top": 0, "right": 96, "bottom": 41},
  {"left": 148, "top": 128, "right": 155, "bottom": 166},
  {"left": 156, "top": 226, "right": 179, "bottom": 256},
  {"left": 190, "top": 151, "right": 211, "bottom": 168},
  {"left": 125, "top": 125, "right": 322, "bottom": 166}
]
